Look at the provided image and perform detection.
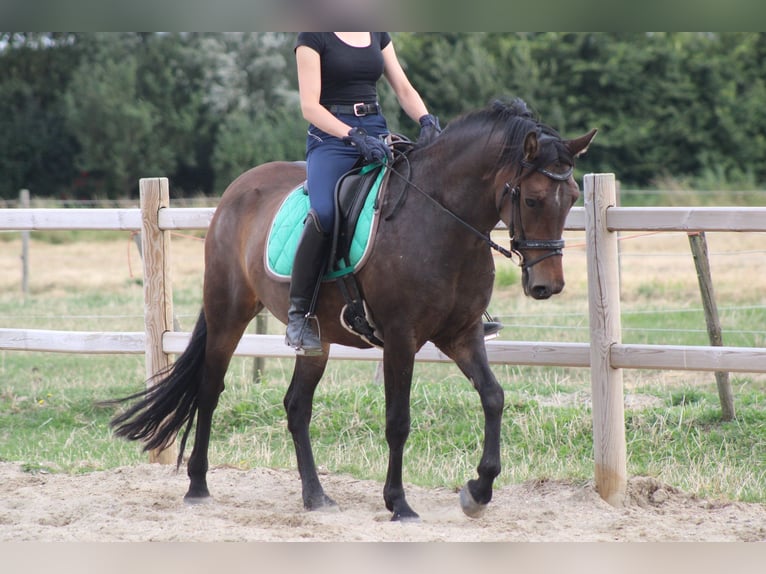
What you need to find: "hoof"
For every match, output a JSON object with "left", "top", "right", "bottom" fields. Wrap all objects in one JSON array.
[
  {"left": 459, "top": 484, "right": 488, "bottom": 518},
  {"left": 390, "top": 502, "right": 420, "bottom": 522},
  {"left": 391, "top": 511, "right": 421, "bottom": 523},
  {"left": 305, "top": 493, "right": 338, "bottom": 512},
  {"left": 183, "top": 492, "right": 211, "bottom": 505},
  {"left": 184, "top": 482, "right": 211, "bottom": 504}
]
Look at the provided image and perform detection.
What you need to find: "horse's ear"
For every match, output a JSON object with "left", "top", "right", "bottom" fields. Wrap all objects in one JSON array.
[
  {"left": 565, "top": 128, "right": 598, "bottom": 158},
  {"left": 523, "top": 131, "right": 539, "bottom": 162}
]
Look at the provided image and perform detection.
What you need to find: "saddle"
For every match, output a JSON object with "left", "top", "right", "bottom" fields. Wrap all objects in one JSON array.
[
  {"left": 299, "top": 135, "right": 413, "bottom": 277},
  {"left": 267, "top": 135, "right": 414, "bottom": 348}
]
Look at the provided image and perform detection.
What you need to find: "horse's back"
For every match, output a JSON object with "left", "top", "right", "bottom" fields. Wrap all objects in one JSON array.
[
  {"left": 221, "top": 161, "right": 306, "bottom": 204},
  {"left": 205, "top": 161, "right": 305, "bottom": 286},
  {"left": 211, "top": 161, "right": 305, "bottom": 233}
]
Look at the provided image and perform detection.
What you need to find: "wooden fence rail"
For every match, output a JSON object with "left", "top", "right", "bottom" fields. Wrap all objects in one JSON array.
[{"left": 1, "top": 174, "right": 766, "bottom": 506}]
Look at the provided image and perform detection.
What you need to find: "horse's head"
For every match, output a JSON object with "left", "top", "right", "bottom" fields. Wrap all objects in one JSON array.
[
  {"left": 494, "top": 106, "right": 597, "bottom": 299},
  {"left": 406, "top": 98, "right": 596, "bottom": 300}
]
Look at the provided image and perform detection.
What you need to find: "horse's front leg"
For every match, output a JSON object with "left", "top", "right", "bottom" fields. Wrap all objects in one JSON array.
[
  {"left": 283, "top": 351, "right": 337, "bottom": 511},
  {"left": 438, "top": 332, "right": 504, "bottom": 518},
  {"left": 382, "top": 341, "right": 419, "bottom": 521}
]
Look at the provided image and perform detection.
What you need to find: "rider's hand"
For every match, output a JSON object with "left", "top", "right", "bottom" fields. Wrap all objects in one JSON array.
[
  {"left": 343, "top": 127, "right": 393, "bottom": 163},
  {"left": 417, "top": 114, "right": 441, "bottom": 146}
]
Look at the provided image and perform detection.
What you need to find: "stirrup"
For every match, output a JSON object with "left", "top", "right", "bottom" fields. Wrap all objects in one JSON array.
[
  {"left": 286, "top": 315, "right": 323, "bottom": 356},
  {"left": 340, "top": 301, "right": 384, "bottom": 349}
]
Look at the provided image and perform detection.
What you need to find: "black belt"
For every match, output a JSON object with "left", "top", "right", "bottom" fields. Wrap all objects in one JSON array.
[{"left": 325, "top": 102, "right": 381, "bottom": 117}]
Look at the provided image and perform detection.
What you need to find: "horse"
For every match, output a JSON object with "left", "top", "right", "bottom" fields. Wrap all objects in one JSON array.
[{"left": 107, "top": 98, "right": 596, "bottom": 521}]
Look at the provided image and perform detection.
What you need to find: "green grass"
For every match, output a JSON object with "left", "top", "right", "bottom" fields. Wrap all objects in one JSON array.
[
  {"left": 0, "top": 229, "right": 131, "bottom": 245},
  {"left": 1, "top": 289, "right": 146, "bottom": 332},
  {"left": 1, "top": 232, "right": 765, "bottom": 503},
  {"left": 621, "top": 305, "right": 766, "bottom": 347},
  {"left": 494, "top": 261, "right": 520, "bottom": 288},
  {"left": 625, "top": 385, "right": 766, "bottom": 502},
  {"left": 620, "top": 174, "right": 766, "bottom": 207},
  {"left": 1, "top": 348, "right": 764, "bottom": 502},
  {"left": 0, "top": 354, "right": 147, "bottom": 472},
  {"left": 486, "top": 295, "right": 766, "bottom": 348}
]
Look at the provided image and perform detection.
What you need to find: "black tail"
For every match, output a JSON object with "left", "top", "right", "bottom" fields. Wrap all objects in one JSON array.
[{"left": 105, "top": 309, "right": 208, "bottom": 468}]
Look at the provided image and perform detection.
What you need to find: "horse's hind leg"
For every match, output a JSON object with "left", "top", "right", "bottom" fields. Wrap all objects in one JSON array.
[
  {"left": 283, "top": 351, "right": 336, "bottom": 510},
  {"left": 185, "top": 302, "right": 263, "bottom": 501},
  {"left": 438, "top": 333, "right": 504, "bottom": 518}
]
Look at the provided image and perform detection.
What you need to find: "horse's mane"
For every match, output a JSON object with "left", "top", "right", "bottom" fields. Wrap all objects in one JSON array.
[{"left": 440, "top": 98, "right": 572, "bottom": 171}]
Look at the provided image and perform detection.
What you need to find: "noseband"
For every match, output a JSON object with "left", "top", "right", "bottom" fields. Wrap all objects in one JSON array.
[{"left": 504, "top": 160, "right": 573, "bottom": 271}]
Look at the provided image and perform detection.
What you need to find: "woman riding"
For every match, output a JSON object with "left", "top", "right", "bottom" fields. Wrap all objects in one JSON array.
[{"left": 288, "top": 31, "right": 441, "bottom": 355}]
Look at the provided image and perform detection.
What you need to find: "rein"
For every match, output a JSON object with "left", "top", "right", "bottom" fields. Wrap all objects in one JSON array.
[{"left": 385, "top": 151, "right": 570, "bottom": 270}]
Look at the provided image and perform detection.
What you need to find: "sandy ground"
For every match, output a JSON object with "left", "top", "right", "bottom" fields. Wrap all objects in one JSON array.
[
  {"left": 2, "top": 230, "right": 765, "bottom": 550},
  {"left": 1, "top": 462, "right": 764, "bottom": 542}
]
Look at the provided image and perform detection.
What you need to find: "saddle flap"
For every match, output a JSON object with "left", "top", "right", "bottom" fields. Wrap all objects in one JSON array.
[{"left": 331, "top": 163, "right": 384, "bottom": 269}]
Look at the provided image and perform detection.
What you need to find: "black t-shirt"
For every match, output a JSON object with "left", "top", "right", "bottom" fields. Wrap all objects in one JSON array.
[{"left": 295, "top": 32, "right": 392, "bottom": 106}]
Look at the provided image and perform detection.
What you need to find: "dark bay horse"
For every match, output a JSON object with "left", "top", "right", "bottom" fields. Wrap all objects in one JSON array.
[{"left": 109, "top": 99, "right": 596, "bottom": 521}]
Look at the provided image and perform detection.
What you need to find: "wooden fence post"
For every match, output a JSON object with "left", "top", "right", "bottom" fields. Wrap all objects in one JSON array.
[
  {"left": 252, "top": 312, "right": 268, "bottom": 383},
  {"left": 20, "top": 189, "right": 30, "bottom": 297},
  {"left": 133, "top": 230, "right": 181, "bottom": 332},
  {"left": 687, "top": 231, "right": 735, "bottom": 421},
  {"left": 140, "top": 177, "right": 177, "bottom": 465},
  {"left": 585, "top": 173, "right": 627, "bottom": 507}
]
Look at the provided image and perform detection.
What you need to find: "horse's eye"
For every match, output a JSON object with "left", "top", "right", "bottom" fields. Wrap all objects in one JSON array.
[{"left": 525, "top": 198, "right": 538, "bottom": 208}]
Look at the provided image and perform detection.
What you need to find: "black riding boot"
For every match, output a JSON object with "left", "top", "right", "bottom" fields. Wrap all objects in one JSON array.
[
  {"left": 285, "top": 212, "right": 331, "bottom": 355},
  {"left": 483, "top": 312, "right": 504, "bottom": 340}
]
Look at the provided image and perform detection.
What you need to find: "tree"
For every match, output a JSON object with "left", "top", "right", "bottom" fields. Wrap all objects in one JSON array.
[
  {"left": 4, "top": 33, "right": 766, "bottom": 199},
  {"left": 393, "top": 33, "right": 504, "bottom": 129},
  {"left": 206, "top": 33, "right": 304, "bottom": 193},
  {"left": 0, "top": 33, "right": 83, "bottom": 199},
  {"left": 64, "top": 37, "right": 175, "bottom": 198},
  {"left": 211, "top": 107, "right": 306, "bottom": 193}
]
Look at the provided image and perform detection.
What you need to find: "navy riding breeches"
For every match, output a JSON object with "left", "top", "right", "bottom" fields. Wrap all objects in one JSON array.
[{"left": 305, "top": 112, "right": 389, "bottom": 232}]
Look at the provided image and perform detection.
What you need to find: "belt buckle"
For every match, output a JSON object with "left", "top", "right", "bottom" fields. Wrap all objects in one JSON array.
[{"left": 353, "top": 102, "right": 367, "bottom": 117}]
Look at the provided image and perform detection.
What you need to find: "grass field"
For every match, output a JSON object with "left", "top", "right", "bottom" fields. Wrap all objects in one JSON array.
[{"left": 1, "top": 228, "right": 765, "bottom": 502}]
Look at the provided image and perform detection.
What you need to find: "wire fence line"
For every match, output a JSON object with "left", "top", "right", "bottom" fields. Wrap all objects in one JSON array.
[
  {"left": 0, "top": 196, "right": 220, "bottom": 209},
  {"left": 5, "top": 302, "right": 766, "bottom": 319},
  {"left": 4, "top": 308, "right": 765, "bottom": 339},
  {"left": 3, "top": 188, "right": 766, "bottom": 208},
  {"left": 4, "top": 175, "right": 766, "bottom": 504}
]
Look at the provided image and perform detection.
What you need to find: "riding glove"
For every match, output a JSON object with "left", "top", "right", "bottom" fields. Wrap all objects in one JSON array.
[
  {"left": 343, "top": 127, "right": 393, "bottom": 163},
  {"left": 417, "top": 114, "right": 441, "bottom": 146}
]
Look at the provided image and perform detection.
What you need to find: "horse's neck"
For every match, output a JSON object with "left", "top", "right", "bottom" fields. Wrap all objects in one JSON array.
[{"left": 408, "top": 143, "right": 502, "bottom": 233}]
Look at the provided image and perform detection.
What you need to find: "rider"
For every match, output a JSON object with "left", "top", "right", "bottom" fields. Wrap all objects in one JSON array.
[{"left": 288, "top": 32, "right": 441, "bottom": 355}]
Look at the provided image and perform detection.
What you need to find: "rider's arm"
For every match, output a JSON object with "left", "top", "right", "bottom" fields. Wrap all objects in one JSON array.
[
  {"left": 295, "top": 45, "right": 354, "bottom": 139},
  {"left": 381, "top": 42, "right": 430, "bottom": 124}
]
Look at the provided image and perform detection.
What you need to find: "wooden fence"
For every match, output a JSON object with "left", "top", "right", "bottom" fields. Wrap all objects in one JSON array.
[{"left": 1, "top": 174, "right": 766, "bottom": 504}]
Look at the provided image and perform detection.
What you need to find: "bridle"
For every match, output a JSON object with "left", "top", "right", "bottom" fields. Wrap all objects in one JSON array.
[
  {"left": 385, "top": 147, "right": 574, "bottom": 271},
  {"left": 503, "top": 159, "right": 574, "bottom": 271}
]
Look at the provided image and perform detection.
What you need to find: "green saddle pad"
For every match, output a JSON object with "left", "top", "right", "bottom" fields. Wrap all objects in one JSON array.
[{"left": 266, "top": 168, "right": 385, "bottom": 281}]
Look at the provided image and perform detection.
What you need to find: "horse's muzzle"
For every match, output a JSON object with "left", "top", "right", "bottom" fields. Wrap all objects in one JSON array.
[{"left": 522, "top": 267, "right": 565, "bottom": 300}]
